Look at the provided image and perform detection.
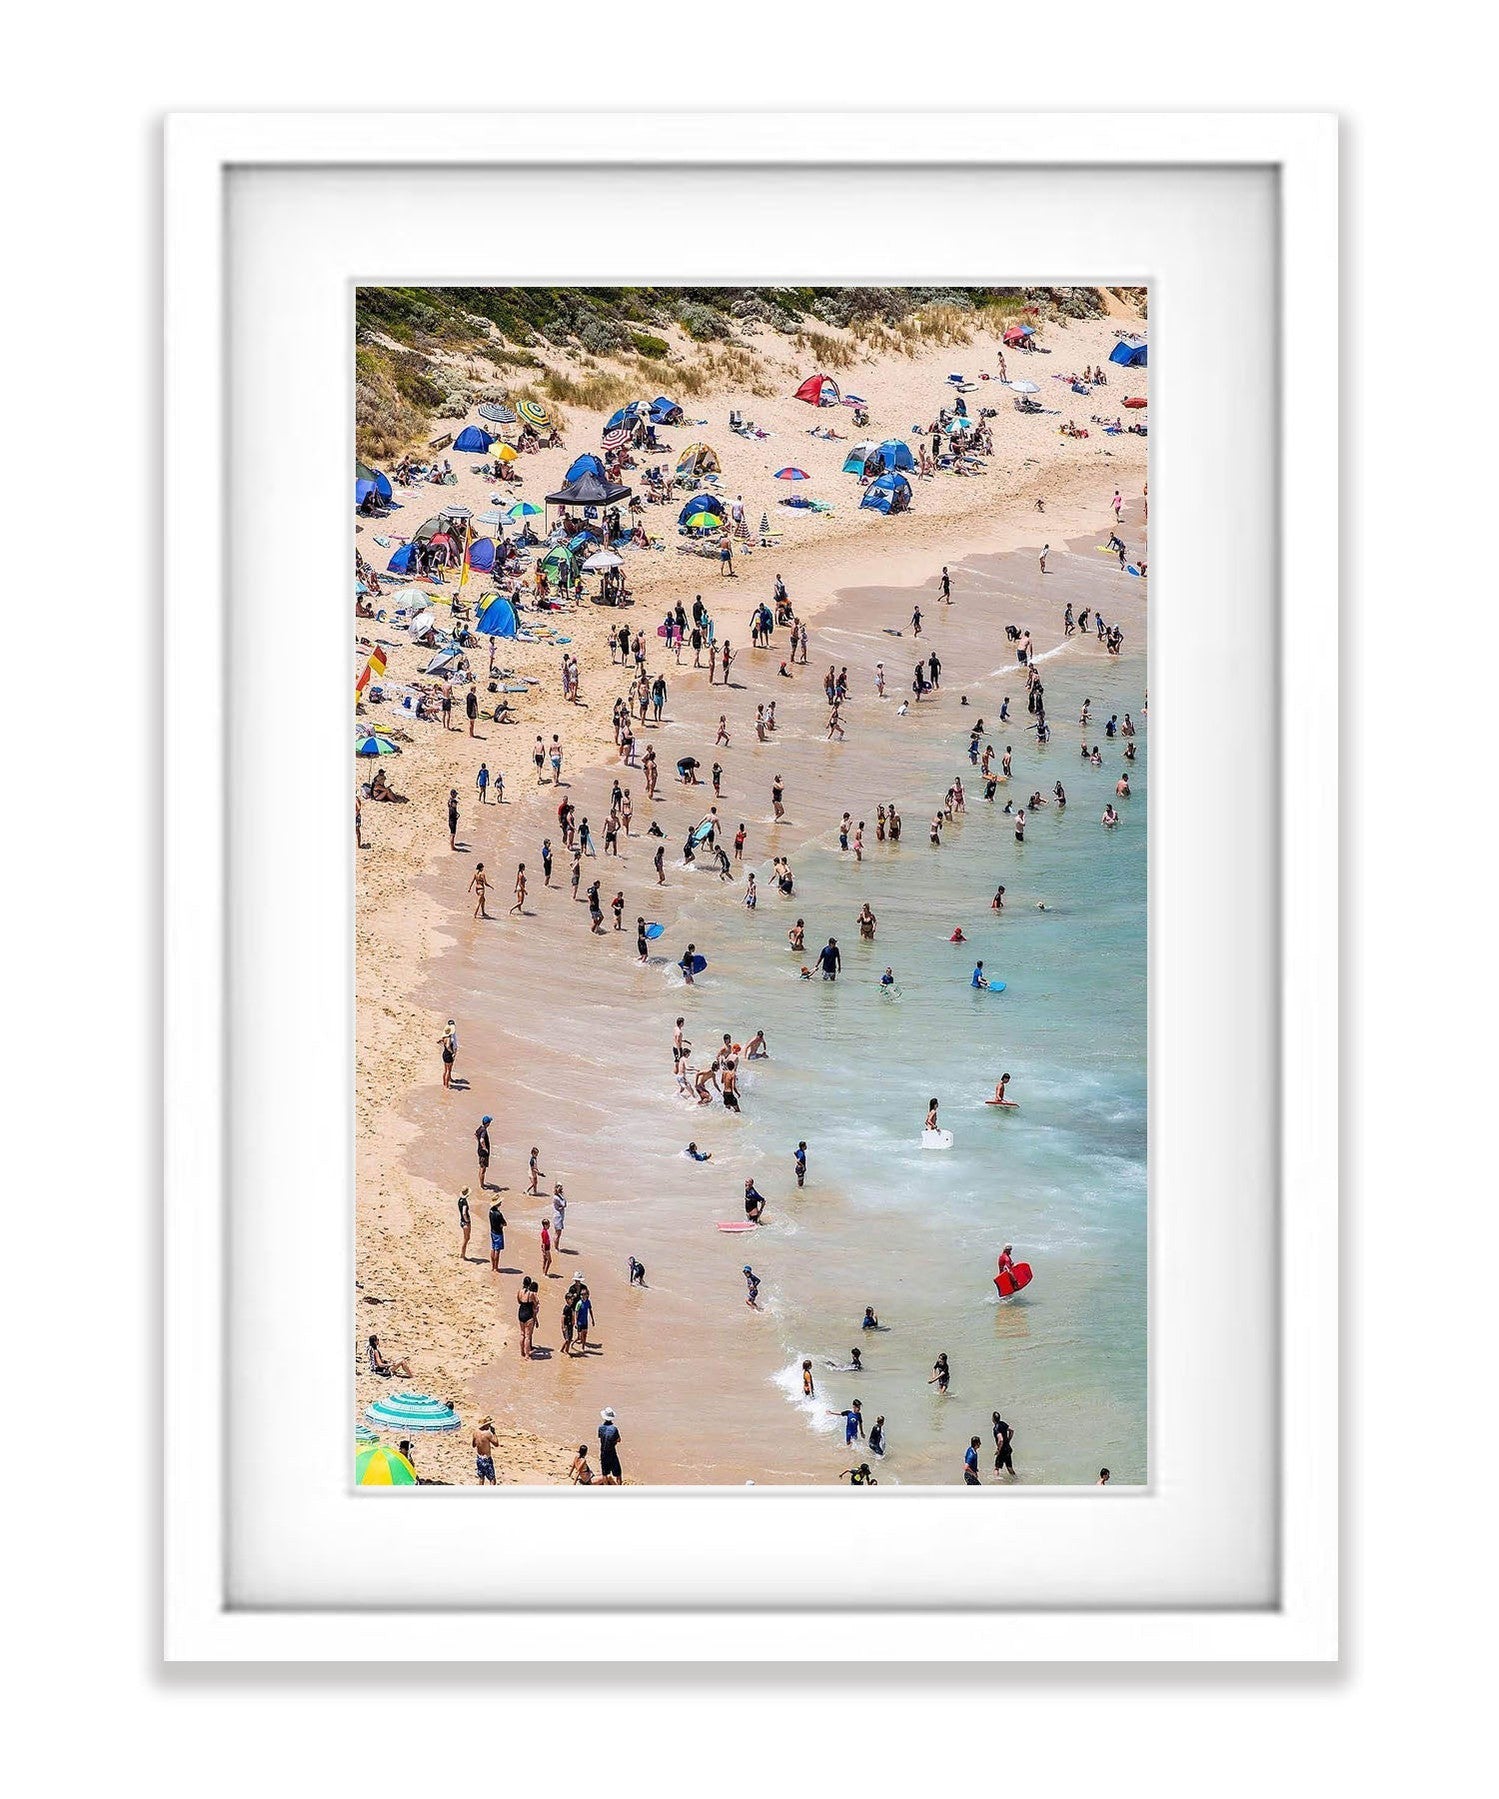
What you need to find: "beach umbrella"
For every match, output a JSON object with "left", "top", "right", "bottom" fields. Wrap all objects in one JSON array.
[
  {"left": 840, "top": 393, "right": 867, "bottom": 407},
  {"left": 364, "top": 1391, "right": 460, "bottom": 1433},
  {"left": 682, "top": 505, "right": 723, "bottom": 529},
  {"left": 406, "top": 609, "right": 435, "bottom": 637},
  {"left": 1011, "top": 379, "right": 1040, "bottom": 395},
  {"left": 356, "top": 1444, "right": 418, "bottom": 1486},
  {"left": 355, "top": 729, "right": 400, "bottom": 757},
  {"left": 507, "top": 500, "right": 543, "bottom": 520},
  {"left": 493, "top": 442, "right": 518, "bottom": 463},
  {"left": 601, "top": 428, "right": 630, "bottom": 451},
  {"left": 583, "top": 549, "right": 624, "bottom": 572},
  {"left": 441, "top": 505, "right": 473, "bottom": 522},
  {"left": 516, "top": 398, "right": 552, "bottom": 430},
  {"left": 478, "top": 401, "right": 517, "bottom": 425},
  {"left": 774, "top": 467, "right": 811, "bottom": 481},
  {"left": 475, "top": 510, "right": 506, "bottom": 530}
]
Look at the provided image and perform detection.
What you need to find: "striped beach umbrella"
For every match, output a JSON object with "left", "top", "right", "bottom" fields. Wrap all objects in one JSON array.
[
  {"left": 477, "top": 401, "right": 517, "bottom": 425},
  {"left": 516, "top": 398, "right": 552, "bottom": 430},
  {"left": 356, "top": 1444, "right": 418, "bottom": 1486},
  {"left": 364, "top": 1391, "right": 461, "bottom": 1433},
  {"left": 601, "top": 428, "right": 630, "bottom": 451},
  {"left": 355, "top": 729, "right": 400, "bottom": 757},
  {"left": 774, "top": 467, "right": 810, "bottom": 481}
]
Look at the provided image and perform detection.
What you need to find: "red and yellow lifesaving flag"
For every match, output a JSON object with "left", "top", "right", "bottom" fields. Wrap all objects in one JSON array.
[{"left": 356, "top": 645, "right": 387, "bottom": 698}]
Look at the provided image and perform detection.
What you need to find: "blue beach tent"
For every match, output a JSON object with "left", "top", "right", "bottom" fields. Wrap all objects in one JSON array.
[
  {"left": 466, "top": 538, "right": 496, "bottom": 574},
  {"left": 875, "top": 438, "right": 915, "bottom": 472},
  {"left": 386, "top": 543, "right": 420, "bottom": 574},
  {"left": 564, "top": 453, "right": 605, "bottom": 484},
  {"left": 678, "top": 493, "right": 726, "bottom": 527},
  {"left": 605, "top": 401, "right": 649, "bottom": 431},
  {"left": 860, "top": 472, "right": 912, "bottom": 515},
  {"left": 1109, "top": 340, "right": 1147, "bottom": 368},
  {"left": 477, "top": 596, "right": 519, "bottom": 638},
  {"left": 649, "top": 395, "right": 682, "bottom": 423},
  {"left": 453, "top": 425, "right": 495, "bottom": 453}
]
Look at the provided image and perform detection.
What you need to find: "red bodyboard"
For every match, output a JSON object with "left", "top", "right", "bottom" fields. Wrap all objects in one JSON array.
[{"left": 994, "top": 1262, "right": 1033, "bottom": 1298}]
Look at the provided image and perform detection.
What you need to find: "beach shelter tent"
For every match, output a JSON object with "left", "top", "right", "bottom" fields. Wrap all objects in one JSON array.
[
  {"left": 355, "top": 1444, "right": 418, "bottom": 1486},
  {"left": 676, "top": 443, "right": 721, "bottom": 477},
  {"left": 1109, "top": 340, "right": 1148, "bottom": 368},
  {"left": 515, "top": 399, "right": 553, "bottom": 432},
  {"left": 424, "top": 648, "right": 465, "bottom": 676},
  {"left": 874, "top": 438, "right": 915, "bottom": 472},
  {"left": 860, "top": 471, "right": 912, "bottom": 515},
  {"left": 545, "top": 472, "right": 631, "bottom": 509},
  {"left": 794, "top": 373, "right": 841, "bottom": 406},
  {"left": 477, "top": 596, "right": 519, "bottom": 638},
  {"left": 465, "top": 538, "right": 496, "bottom": 574},
  {"left": 649, "top": 395, "right": 683, "bottom": 424},
  {"left": 678, "top": 493, "right": 726, "bottom": 528},
  {"left": 386, "top": 543, "right": 420, "bottom": 574},
  {"left": 604, "top": 400, "right": 651, "bottom": 431},
  {"left": 355, "top": 460, "right": 393, "bottom": 500},
  {"left": 564, "top": 453, "right": 606, "bottom": 484},
  {"left": 841, "top": 439, "right": 877, "bottom": 474},
  {"left": 453, "top": 425, "right": 495, "bottom": 453}
]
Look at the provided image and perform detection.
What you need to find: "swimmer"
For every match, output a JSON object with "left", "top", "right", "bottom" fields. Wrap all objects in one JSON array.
[
  {"left": 991, "top": 1073, "right": 1017, "bottom": 1107},
  {"left": 949, "top": 927, "right": 966, "bottom": 943},
  {"left": 971, "top": 961, "right": 989, "bottom": 989},
  {"left": 685, "top": 1142, "right": 712, "bottom": 1161}
]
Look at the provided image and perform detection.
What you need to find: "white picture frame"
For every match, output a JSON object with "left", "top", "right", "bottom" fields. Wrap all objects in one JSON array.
[{"left": 164, "top": 112, "right": 1337, "bottom": 1663}]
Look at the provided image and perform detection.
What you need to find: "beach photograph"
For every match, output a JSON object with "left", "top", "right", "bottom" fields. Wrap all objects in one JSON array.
[{"left": 352, "top": 285, "right": 1149, "bottom": 1487}]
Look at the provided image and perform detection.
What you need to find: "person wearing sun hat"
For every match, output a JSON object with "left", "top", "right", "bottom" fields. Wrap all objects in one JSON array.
[{"left": 597, "top": 1407, "right": 623, "bottom": 1485}]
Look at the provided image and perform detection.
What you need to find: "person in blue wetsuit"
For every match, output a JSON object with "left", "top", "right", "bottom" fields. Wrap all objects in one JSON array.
[
  {"left": 827, "top": 1399, "right": 865, "bottom": 1445},
  {"left": 971, "top": 961, "right": 989, "bottom": 989}
]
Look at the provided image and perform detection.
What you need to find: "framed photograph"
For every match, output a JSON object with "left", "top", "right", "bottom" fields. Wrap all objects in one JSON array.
[{"left": 164, "top": 112, "right": 1337, "bottom": 1661}]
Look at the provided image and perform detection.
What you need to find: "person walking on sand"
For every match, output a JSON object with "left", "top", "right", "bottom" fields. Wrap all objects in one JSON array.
[
  {"left": 511, "top": 864, "right": 527, "bottom": 914},
  {"left": 469, "top": 863, "right": 490, "bottom": 919},
  {"left": 475, "top": 1115, "right": 492, "bottom": 1188},
  {"left": 487, "top": 1196, "right": 508, "bottom": 1272},
  {"left": 911, "top": 604, "right": 923, "bottom": 637},
  {"left": 447, "top": 788, "right": 460, "bottom": 850},
  {"left": 540, "top": 1216, "right": 553, "bottom": 1277},
  {"left": 939, "top": 566, "right": 951, "bottom": 603},
  {"left": 527, "top": 1146, "right": 544, "bottom": 1196},
  {"left": 466, "top": 687, "right": 478, "bottom": 737},
  {"left": 457, "top": 1185, "right": 472, "bottom": 1260},
  {"left": 551, "top": 1183, "right": 567, "bottom": 1252},
  {"left": 574, "top": 1283, "right": 595, "bottom": 1352},
  {"left": 516, "top": 1277, "right": 537, "bottom": 1358},
  {"left": 1039, "top": 544, "right": 1050, "bottom": 574}
]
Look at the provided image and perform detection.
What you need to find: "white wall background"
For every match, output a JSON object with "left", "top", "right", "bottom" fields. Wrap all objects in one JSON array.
[{"left": 5, "top": 4, "right": 1486, "bottom": 1789}]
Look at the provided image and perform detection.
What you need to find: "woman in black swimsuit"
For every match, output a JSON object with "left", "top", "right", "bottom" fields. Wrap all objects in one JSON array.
[{"left": 517, "top": 1278, "right": 537, "bottom": 1359}]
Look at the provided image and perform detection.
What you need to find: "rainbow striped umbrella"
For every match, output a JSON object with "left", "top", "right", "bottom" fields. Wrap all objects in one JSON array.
[
  {"left": 356, "top": 1444, "right": 418, "bottom": 1486},
  {"left": 516, "top": 399, "right": 552, "bottom": 430}
]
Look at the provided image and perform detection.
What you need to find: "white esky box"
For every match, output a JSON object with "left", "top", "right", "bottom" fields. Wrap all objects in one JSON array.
[{"left": 164, "top": 114, "right": 1337, "bottom": 1662}]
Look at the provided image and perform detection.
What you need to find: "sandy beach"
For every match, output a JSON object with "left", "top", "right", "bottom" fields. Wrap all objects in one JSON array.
[{"left": 354, "top": 294, "right": 1147, "bottom": 1484}]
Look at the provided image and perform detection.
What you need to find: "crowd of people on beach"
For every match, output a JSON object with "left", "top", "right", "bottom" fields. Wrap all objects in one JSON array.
[{"left": 359, "top": 411, "right": 1145, "bottom": 1486}]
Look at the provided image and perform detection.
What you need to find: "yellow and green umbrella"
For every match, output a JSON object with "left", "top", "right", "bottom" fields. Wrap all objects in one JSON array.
[
  {"left": 516, "top": 399, "right": 552, "bottom": 430},
  {"left": 683, "top": 506, "right": 723, "bottom": 530},
  {"left": 356, "top": 1443, "right": 418, "bottom": 1486}
]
